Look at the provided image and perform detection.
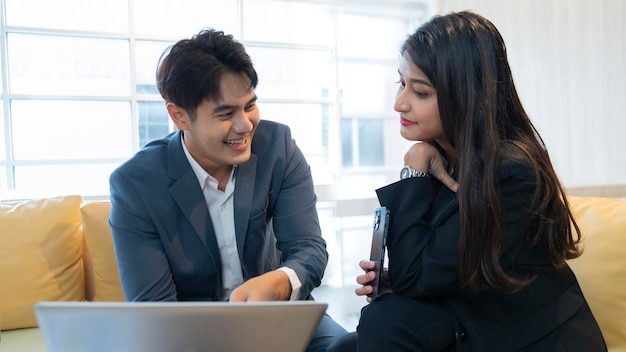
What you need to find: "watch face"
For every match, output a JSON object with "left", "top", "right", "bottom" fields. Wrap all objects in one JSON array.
[{"left": 400, "top": 166, "right": 411, "bottom": 180}]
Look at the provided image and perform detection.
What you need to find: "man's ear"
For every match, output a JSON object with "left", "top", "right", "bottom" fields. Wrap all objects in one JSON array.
[{"left": 167, "top": 103, "right": 190, "bottom": 130}]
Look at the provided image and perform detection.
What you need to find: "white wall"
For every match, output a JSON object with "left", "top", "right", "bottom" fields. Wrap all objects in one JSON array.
[{"left": 436, "top": 0, "right": 626, "bottom": 188}]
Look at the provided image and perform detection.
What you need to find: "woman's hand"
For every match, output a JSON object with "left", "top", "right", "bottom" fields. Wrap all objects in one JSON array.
[
  {"left": 354, "top": 260, "right": 392, "bottom": 303},
  {"left": 404, "top": 142, "right": 458, "bottom": 192}
]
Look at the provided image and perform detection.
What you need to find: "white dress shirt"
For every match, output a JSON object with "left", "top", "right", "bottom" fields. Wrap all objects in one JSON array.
[{"left": 181, "top": 136, "right": 301, "bottom": 301}]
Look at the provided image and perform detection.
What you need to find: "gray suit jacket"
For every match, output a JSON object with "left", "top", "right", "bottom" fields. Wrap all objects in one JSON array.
[{"left": 109, "top": 120, "right": 328, "bottom": 302}]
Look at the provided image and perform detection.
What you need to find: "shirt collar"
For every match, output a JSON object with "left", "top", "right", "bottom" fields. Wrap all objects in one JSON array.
[{"left": 180, "top": 133, "right": 236, "bottom": 190}]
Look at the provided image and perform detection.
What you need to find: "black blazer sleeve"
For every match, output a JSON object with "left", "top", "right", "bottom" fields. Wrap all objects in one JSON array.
[
  {"left": 375, "top": 146, "right": 536, "bottom": 298},
  {"left": 376, "top": 176, "right": 460, "bottom": 297}
]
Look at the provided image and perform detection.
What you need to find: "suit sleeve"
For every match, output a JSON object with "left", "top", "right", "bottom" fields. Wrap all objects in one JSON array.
[
  {"left": 109, "top": 170, "right": 179, "bottom": 301},
  {"left": 377, "top": 157, "right": 535, "bottom": 298},
  {"left": 270, "top": 127, "right": 328, "bottom": 299}
]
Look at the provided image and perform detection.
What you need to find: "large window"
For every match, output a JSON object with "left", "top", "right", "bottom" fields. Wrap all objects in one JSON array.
[
  {"left": 1, "top": 0, "right": 430, "bottom": 198},
  {"left": 1, "top": 0, "right": 432, "bottom": 287}
]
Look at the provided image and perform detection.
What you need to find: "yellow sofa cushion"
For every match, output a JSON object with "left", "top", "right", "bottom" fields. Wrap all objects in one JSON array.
[
  {"left": 567, "top": 196, "right": 626, "bottom": 352},
  {"left": 81, "top": 201, "right": 125, "bottom": 302},
  {"left": 0, "top": 195, "right": 85, "bottom": 330}
]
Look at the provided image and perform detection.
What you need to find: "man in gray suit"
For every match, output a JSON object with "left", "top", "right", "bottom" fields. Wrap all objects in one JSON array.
[{"left": 108, "top": 29, "right": 347, "bottom": 351}]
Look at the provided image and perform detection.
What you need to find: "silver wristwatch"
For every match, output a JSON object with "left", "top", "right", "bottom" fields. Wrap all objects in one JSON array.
[{"left": 400, "top": 165, "right": 430, "bottom": 180}]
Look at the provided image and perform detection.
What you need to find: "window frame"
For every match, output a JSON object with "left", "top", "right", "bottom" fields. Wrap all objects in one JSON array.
[{"left": 0, "top": 0, "right": 433, "bottom": 199}]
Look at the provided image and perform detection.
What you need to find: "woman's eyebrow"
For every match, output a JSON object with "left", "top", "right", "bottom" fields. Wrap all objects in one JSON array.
[
  {"left": 398, "top": 69, "right": 432, "bottom": 87},
  {"left": 408, "top": 77, "right": 433, "bottom": 87}
]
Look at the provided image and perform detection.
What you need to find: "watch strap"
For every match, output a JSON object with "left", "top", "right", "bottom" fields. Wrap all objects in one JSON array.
[{"left": 400, "top": 165, "right": 430, "bottom": 179}]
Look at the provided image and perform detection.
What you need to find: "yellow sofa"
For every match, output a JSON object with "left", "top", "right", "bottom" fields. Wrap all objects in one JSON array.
[
  {"left": 0, "top": 195, "right": 625, "bottom": 351},
  {"left": 0, "top": 196, "right": 124, "bottom": 351}
]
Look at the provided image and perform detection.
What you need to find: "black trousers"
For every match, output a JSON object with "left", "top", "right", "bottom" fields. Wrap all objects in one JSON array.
[{"left": 327, "top": 293, "right": 455, "bottom": 352}]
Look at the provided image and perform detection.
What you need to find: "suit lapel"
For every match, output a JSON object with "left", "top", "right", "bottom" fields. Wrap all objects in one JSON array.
[
  {"left": 166, "top": 131, "right": 221, "bottom": 270},
  {"left": 233, "top": 153, "right": 257, "bottom": 260}
]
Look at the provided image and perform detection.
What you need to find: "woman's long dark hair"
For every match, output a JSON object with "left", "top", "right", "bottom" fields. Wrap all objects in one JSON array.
[{"left": 403, "top": 11, "right": 582, "bottom": 293}]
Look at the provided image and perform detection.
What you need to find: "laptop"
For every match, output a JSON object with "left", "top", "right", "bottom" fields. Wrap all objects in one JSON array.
[{"left": 35, "top": 300, "right": 327, "bottom": 352}]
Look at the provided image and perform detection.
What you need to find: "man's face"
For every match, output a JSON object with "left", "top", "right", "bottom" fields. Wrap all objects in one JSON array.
[{"left": 169, "top": 72, "right": 260, "bottom": 178}]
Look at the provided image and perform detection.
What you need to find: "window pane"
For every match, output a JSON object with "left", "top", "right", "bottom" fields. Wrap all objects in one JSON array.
[
  {"left": 5, "top": 0, "right": 128, "bottom": 32},
  {"left": 0, "top": 166, "right": 6, "bottom": 193},
  {"left": 0, "top": 0, "right": 433, "bottom": 199},
  {"left": 243, "top": 0, "right": 334, "bottom": 46},
  {"left": 138, "top": 101, "right": 171, "bottom": 147},
  {"left": 14, "top": 163, "right": 117, "bottom": 195},
  {"left": 8, "top": 34, "right": 130, "bottom": 96},
  {"left": 247, "top": 47, "right": 336, "bottom": 100},
  {"left": 0, "top": 102, "right": 5, "bottom": 163},
  {"left": 259, "top": 103, "right": 330, "bottom": 173},
  {"left": 136, "top": 41, "right": 174, "bottom": 95},
  {"left": 358, "top": 119, "right": 384, "bottom": 167},
  {"left": 340, "top": 118, "right": 384, "bottom": 167},
  {"left": 317, "top": 206, "right": 341, "bottom": 286},
  {"left": 337, "top": 217, "right": 376, "bottom": 282},
  {"left": 134, "top": 0, "right": 238, "bottom": 37},
  {"left": 337, "top": 11, "right": 422, "bottom": 59},
  {"left": 341, "top": 119, "right": 354, "bottom": 167},
  {"left": 11, "top": 100, "right": 132, "bottom": 160},
  {"left": 339, "top": 62, "right": 397, "bottom": 117}
]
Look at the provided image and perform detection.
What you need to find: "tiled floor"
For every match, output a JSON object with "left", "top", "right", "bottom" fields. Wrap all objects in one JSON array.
[{"left": 311, "top": 284, "right": 367, "bottom": 332}]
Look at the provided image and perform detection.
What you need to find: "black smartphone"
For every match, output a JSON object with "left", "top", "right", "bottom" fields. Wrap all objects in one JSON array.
[{"left": 367, "top": 206, "right": 389, "bottom": 299}]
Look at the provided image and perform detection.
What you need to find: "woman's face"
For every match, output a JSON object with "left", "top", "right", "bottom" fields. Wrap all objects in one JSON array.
[{"left": 394, "top": 54, "right": 445, "bottom": 144}]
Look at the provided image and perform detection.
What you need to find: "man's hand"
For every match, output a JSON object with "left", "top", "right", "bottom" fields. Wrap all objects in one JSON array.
[{"left": 229, "top": 270, "right": 292, "bottom": 302}]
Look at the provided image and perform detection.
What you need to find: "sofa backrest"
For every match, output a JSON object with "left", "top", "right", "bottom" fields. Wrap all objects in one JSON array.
[
  {"left": 1, "top": 196, "right": 86, "bottom": 330},
  {"left": 0, "top": 196, "right": 124, "bottom": 331},
  {"left": 567, "top": 196, "right": 626, "bottom": 352},
  {"left": 1, "top": 194, "right": 625, "bottom": 352},
  {"left": 81, "top": 201, "right": 125, "bottom": 302}
]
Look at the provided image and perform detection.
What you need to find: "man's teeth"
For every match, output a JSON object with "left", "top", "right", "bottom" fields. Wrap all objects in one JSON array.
[{"left": 225, "top": 138, "right": 244, "bottom": 146}]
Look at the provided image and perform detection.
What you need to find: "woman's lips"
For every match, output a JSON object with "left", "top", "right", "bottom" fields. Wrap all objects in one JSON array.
[{"left": 400, "top": 117, "right": 415, "bottom": 127}]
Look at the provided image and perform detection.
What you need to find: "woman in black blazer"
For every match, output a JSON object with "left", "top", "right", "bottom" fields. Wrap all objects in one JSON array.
[{"left": 328, "top": 11, "right": 606, "bottom": 352}]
